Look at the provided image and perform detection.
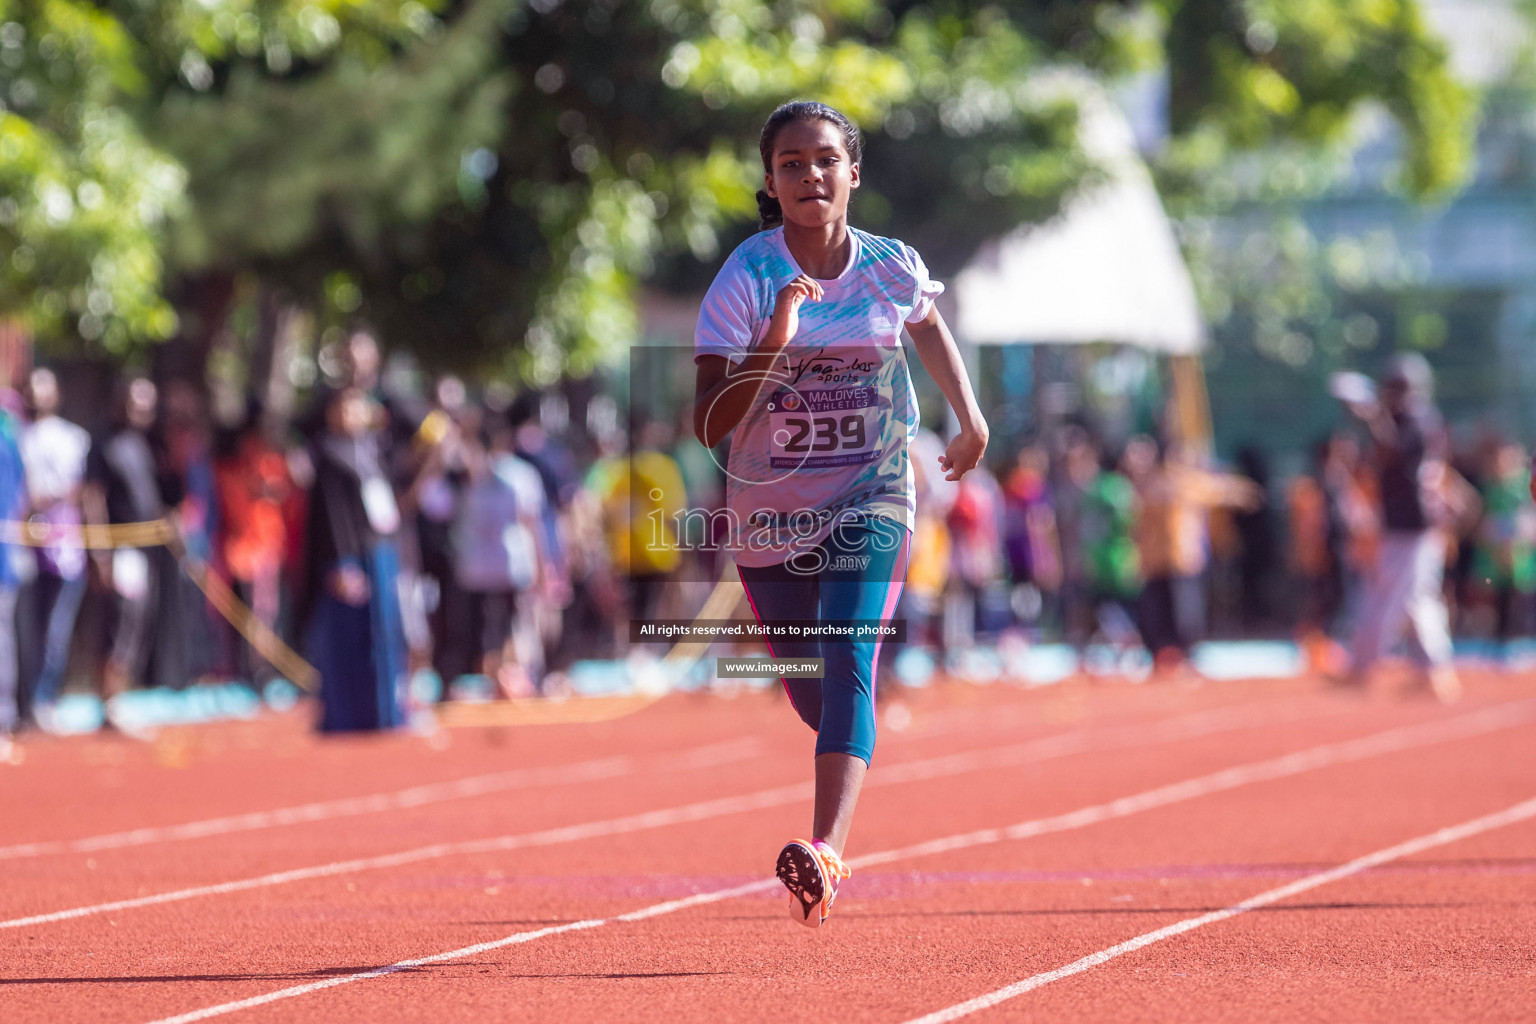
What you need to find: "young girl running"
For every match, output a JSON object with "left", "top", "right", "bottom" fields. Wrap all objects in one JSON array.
[{"left": 693, "top": 101, "right": 989, "bottom": 927}]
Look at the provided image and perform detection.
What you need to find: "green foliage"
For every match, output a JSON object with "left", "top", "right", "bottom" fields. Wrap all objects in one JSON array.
[
  {"left": 1154, "top": 0, "right": 1482, "bottom": 389},
  {"left": 0, "top": 0, "right": 1481, "bottom": 384},
  {"left": 142, "top": 0, "right": 1100, "bottom": 381},
  {"left": 0, "top": 1, "right": 181, "bottom": 349},
  {"left": 0, "top": 0, "right": 438, "bottom": 349},
  {"left": 107, "top": 0, "right": 443, "bottom": 83},
  {"left": 159, "top": 4, "right": 512, "bottom": 267},
  {"left": 1160, "top": 0, "right": 1474, "bottom": 199}
]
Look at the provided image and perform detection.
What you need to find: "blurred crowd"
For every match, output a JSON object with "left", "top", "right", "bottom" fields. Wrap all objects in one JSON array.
[
  {"left": 0, "top": 333, "right": 1530, "bottom": 740},
  {"left": 905, "top": 352, "right": 1521, "bottom": 703},
  {"left": 0, "top": 328, "right": 704, "bottom": 738}
]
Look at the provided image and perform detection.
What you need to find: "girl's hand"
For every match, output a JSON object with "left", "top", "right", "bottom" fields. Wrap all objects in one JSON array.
[
  {"left": 765, "top": 274, "right": 823, "bottom": 349},
  {"left": 939, "top": 426, "right": 988, "bottom": 482}
]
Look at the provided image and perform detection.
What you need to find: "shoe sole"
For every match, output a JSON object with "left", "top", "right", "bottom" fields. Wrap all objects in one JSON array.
[{"left": 776, "top": 841, "right": 826, "bottom": 928}]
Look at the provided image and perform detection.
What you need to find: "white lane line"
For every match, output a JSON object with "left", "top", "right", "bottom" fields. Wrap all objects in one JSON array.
[
  {"left": 899, "top": 794, "right": 1536, "bottom": 1024},
  {"left": 848, "top": 700, "right": 1536, "bottom": 870},
  {"left": 0, "top": 739, "right": 760, "bottom": 862},
  {"left": 138, "top": 701, "right": 1536, "bottom": 1024},
  {"left": 0, "top": 694, "right": 1314, "bottom": 865},
  {"left": 1, "top": 700, "right": 1321, "bottom": 931}
]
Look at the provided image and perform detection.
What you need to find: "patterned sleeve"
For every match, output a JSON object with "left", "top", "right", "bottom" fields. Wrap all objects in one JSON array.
[
  {"left": 903, "top": 243, "right": 945, "bottom": 324},
  {"left": 694, "top": 257, "right": 759, "bottom": 363}
]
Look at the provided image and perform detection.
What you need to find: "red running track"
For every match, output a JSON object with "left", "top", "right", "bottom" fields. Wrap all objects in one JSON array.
[{"left": 1, "top": 671, "right": 1533, "bottom": 1023}]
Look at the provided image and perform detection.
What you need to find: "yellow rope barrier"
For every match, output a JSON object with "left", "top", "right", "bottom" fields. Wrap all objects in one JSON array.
[
  {"left": 0, "top": 518, "right": 177, "bottom": 549},
  {"left": 1, "top": 519, "right": 743, "bottom": 717},
  {"left": 661, "top": 565, "right": 745, "bottom": 666},
  {"left": 1, "top": 517, "right": 321, "bottom": 693},
  {"left": 162, "top": 533, "right": 321, "bottom": 694}
]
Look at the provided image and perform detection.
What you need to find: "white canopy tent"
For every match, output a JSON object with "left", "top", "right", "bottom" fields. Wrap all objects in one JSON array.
[{"left": 951, "top": 75, "right": 1205, "bottom": 355}]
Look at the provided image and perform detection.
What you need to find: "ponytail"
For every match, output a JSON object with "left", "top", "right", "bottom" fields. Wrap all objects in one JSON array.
[{"left": 756, "top": 189, "right": 783, "bottom": 230}]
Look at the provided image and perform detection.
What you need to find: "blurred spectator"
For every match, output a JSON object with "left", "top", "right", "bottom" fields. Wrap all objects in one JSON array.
[
  {"left": 17, "top": 368, "right": 90, "bottom": 729},
  {"left": 1338, "top": 353, "right": 1461, "bottom": 701},
  {"left": 1289, "top": 439, "right": 1345, "bottom": 673},
  {"left": 587, "top": 420, "right": 685, "bottom": 631},
  {"left": 453, "top": 413, "right": 547, "bottom": 696},
  {"left": 1447, "top": 430, "right": 1495, "bottom": 629},
  {"left": 301, "top": 388, "right": 406, "bottom": 732},
  {"left": 671, "top": 406, "right": 725, "bottom": 583},
  {"left": 1001, "top": 443, "right": 1061, "bottom": 634},
  {"left": 1076, "top": 435, "right": 1142, "bottom": 653},
  {"left": 152, "top": 380, "right": 217, "bottom": 689},
  {"left": 944, "top": 464, "right": 1003, "bottom": 647},
  {"left": 1233, "top": 446, "right": 1277, "bottom": 630},
  {"left": 904, "top": 427, "right": 959, "bottom": 653},
  {"left": 1052, "top": 427, "right": 1105, "bottom": 644},
  {"left": 298, "top": 326, "right": 403, "bottom": 453},
  {"left": 1125, "top": 437, "right": 1260, "bottom": 674},
  {"left": 897, "top": 450, "right": 951, "bottom": 650},
  {"left": 0, "top": 391, "right": 26, "bottom": 750},
  {"left": 214, "top": 403, "right": 295, "bottom": 683},
  {"left": 1472, "top": 442, "right": 1536, "bottom": 644},
  {"left": 404, "top": 376, "right": 475, "bottom": 686},
  {"left": 1324, "top": 432, "right": 1381, "bottom": 632},
  {"left": 558, "top": 471, "right": 621, "bottom": 662},
  {"left": 84, "top": 377, "right": 170, "bottom": 708},
  {"left": 511, "top": 394, "right": 581, "bottom": 670}
]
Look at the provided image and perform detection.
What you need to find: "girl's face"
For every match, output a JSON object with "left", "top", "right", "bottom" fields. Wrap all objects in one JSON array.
[{"left": 764, "top": 118, "right": 859, "bottom": 229}]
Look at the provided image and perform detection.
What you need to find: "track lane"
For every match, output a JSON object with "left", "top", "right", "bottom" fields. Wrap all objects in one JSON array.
[
  {"left": 0, "top": 739, "right": 761, "bottom": 861},
  {"left": 6, "top": 676, "right": 1532, "bottom": 1024},
  {"left": 0, "top": 680, "right": 1317, "bottom": 849},
  {"left": 0, "top": 694, "right": 1358, "bottom": 925},
  {"left": 389, "top": 707, "right": 1533, "bottom": 1024},
  {"left": 20, "top": 693, "right": 1522, "bottom": 1024},
  {"left": 898, "top": 799, "right": 1536, "bottom": 1023}
]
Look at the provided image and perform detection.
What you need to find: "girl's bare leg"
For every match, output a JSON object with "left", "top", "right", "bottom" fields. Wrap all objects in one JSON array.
[{"left": 812, "top": 751, "right": 867, "bottom": 856}]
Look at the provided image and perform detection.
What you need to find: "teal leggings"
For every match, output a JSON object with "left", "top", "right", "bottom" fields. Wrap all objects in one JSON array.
[{"left": 737, "top": 516, "right": 910, "bottom": 765}]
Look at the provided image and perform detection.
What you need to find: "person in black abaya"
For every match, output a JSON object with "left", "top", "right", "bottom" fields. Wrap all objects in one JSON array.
[{"left": 301, "top": 388, "right": 407, "bottom": 732}]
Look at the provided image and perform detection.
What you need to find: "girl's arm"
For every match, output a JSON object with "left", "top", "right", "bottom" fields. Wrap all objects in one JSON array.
[
  {"left": 906, "top": 308, "right": 989, "bottom": 481},
  {"left": 693, "top": 274, "right": 823, "bottom": 448}
]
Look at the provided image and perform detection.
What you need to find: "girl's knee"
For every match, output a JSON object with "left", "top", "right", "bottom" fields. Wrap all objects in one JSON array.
[
  {"left": 783, "top": 678, "right": 822, "bottom": 731},
  {"left": 814, "top": 735, "right": 873, "bottom": 766}
]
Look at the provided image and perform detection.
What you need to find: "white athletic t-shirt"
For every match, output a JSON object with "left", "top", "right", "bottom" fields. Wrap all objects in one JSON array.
[{"left": 694, "top": 226, "right": 942, "bottom": 567}]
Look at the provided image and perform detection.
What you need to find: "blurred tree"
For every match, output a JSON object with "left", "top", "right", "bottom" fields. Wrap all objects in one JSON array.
[
  {"left": 1177, "top": 2, "right": 1536, "bottom": 451},
  {"left": 0, "top": 0, "right": 436, "bottom": 353},
  {"left": 1160, "top": 0, "right": 1472, "bottom": 198},
  {"left": 0, "top": 1, "right": 182, "bottom": 351},
  {"left": 0, "top": 0, "right": 1476, "bottom": 382},
  {"left": 1150, "top": 0, "right": 1474, "bottom": 380}
]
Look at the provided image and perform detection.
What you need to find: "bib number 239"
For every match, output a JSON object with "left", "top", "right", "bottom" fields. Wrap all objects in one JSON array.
[{"left": 768, "top": 387, "right": 881, "bottom": 468}]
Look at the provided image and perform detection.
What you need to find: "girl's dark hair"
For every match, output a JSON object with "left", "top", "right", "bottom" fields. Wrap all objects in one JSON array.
[{"left": 755, "top": 100, "right": 862, "bottom": 230}]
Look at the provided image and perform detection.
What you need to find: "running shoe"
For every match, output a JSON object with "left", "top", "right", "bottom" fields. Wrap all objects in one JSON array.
[{"left": 776, "top": 838, "right": 851, "bottom": 928}]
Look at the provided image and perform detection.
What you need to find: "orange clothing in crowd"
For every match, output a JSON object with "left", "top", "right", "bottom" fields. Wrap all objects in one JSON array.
[
  {"left": 216, "top": 437, "right": 294, "bottom": 584},
  {"left": 1136, "top": 462, "right": 1253, "bottom": 579},
  {"left": 1345, "top": 470, "right": 1381, "bottom": 574},
  {"left": 1288, "top": 475, "right": 1329, "bottom": 578}
]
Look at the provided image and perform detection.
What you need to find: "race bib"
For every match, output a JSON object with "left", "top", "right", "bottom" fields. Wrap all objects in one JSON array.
[{"left": 767, "top": 387, "right": 882, "bottom": 469}]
